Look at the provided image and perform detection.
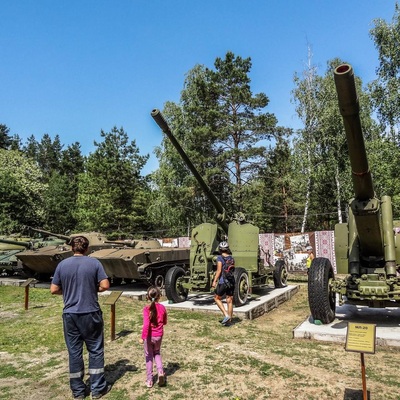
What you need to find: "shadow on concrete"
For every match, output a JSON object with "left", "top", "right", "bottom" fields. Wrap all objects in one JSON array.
[{"left": 334, "top": 303, "right": 400, "bottom": 328}]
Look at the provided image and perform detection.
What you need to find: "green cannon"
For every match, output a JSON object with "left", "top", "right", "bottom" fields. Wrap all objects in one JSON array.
[
  {"left": 308, "top": 63, "right": 400, "bottom": 324},
  {"left": 151, "top": 109, "right": 287, "bottom": 306}
]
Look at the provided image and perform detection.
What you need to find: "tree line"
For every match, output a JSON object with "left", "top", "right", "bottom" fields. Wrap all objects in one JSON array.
[{"left": 1, "top": 4, "right": 399, "bottom": 239}]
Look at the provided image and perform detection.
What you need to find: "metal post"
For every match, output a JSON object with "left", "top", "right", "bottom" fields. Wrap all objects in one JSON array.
[
  {"left": 110, "top": 304, "right": 116, "bottom": 341},
  {"left": 361, "top": 353, "right": 367, "bottom": 400}
]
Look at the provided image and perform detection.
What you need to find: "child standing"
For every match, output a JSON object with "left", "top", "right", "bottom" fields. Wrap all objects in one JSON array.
[{"left": 139, "top": 286, "right": 167, "bottom": 388}]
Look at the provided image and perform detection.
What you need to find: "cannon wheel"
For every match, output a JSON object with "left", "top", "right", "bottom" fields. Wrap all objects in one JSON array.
[
  {"left": 308, "top": 257, "right": 336, "bottom": 324},
  {"left": 273, "top": 259, "right": 288, "bottom": 288},
  {"left": 165, "top": 266, "right": 188, "bottom": 303},
  {"left": 233, "top": 267, "right": 249, "bottom": 307}
]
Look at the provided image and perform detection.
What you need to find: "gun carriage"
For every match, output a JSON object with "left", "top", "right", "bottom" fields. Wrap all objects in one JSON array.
[
  {"left": 151, "top": 109, "right": 288, "bottom": 306},
  {"left": 308, "top": 64, "right": 400, "bottom": 324}
]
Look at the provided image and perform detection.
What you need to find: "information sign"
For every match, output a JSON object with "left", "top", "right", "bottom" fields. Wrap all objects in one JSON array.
[{"left": 345, "top": 322, "right": 376, "bottom": 354}]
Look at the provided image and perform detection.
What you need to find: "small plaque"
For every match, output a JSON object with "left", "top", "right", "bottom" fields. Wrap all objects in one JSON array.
[
  {"left": 345, "top": 322, "right": 376, "bottom": 354},
  {"left": 104, "top": 291, "right": 123, "bottom": 305},
  {"left": 21, "top": 278, "right": 36, "bottom": 287}
]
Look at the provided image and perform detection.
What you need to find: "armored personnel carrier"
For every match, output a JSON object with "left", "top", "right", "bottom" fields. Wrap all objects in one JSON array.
[
  {"left": 89, "top": 238, "right": 190, "bottom": 288},
  {"left": 308, "top": 63, "right": 400, "bottom": 324},
  {"left": 0, "top": 235, "right": 65, "bottom": 275},
  {"left": 15, "top": 228, "right": 111, "bottom": 280},
  {"left": 151, "top": 109, "right": 288, "bottom": 306}
]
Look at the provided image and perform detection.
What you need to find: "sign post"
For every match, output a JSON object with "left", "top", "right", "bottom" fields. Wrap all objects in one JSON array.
[
  {"left": 21, "top": 278, "right": 36, "bottom": 310},
  {"left": 104, "top": 291, "right": 123, "bottom": 341},
  {"left": 345, "top": 322, "right": 376, "bottom": 400}
]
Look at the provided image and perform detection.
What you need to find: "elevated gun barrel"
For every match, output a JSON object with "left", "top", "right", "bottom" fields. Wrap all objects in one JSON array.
[
  {"left": 151, "top": 109, "right": 229, "bottom": 233},
  {"left": 333, "top": 64, "right": 374, "bottom": 200},
  {"left": 29, "top": 227, "right": 70, "bottom": 242}
]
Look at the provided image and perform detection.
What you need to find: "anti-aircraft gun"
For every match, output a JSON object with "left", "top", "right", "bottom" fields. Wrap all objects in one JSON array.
[
  {"left": 308, "top": 63, "right": 400, "bottom": 324},
  {"left": 151, "top": 109, "right": 288, "bottom": 306}
]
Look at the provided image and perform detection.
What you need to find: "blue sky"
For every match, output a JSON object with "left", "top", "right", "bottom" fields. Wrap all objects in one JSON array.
[{"left": 1, "top": 1, "right": 398, "bottom": 174}]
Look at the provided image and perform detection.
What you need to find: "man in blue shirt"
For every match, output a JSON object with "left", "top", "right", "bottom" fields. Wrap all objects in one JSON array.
[{"left": 51, "top": 235, "right": 111, "bottom": 399}]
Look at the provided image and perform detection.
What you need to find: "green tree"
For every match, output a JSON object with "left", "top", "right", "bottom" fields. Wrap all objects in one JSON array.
[
  {"left": 0, "top": 124, "right": 12, "bottom": 149},
  {"left": 369, "top": 2, "right": 400, "bottom": 141},
  {"left": 37, "top": 134, "right": 63, "bottom": 178},
  {"left": 256, "top": 132, "right": 300, "bottom": 233},
  {"left": 0, "top": 149, "right": 46, "bottom": 233},
  {"left": 41, "top": 143, "right": 85, "bottom": 232},
  {"left": 74, "top": 127, "right": 149, "bottom": 235},
  {"left": 152, "top": 52, "right": 279, "bottom": 234},
  {"left": 292, "top": 56, "right": 378, "bottom": 232}
]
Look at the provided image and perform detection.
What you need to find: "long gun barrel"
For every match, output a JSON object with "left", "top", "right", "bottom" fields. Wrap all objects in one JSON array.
[
  {"left": 29, "top": 227, "right": 70, "bottom": 242},
  {"left": 151, "top": 109, "right": 229, "bottom": 233},
  {"left": 334, "top": 63, "right": 387, "bottom": 259},
  {"left": 333, "top": 64, "right": 374, "bottom": 200},
  {"left": 0, "top": 238, "right": 32, "bottom": 248}
]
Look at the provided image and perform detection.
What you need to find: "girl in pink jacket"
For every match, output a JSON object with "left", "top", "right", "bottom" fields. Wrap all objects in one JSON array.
[{"left": 139, "top": 286, "right": 167, "bottom": 388}]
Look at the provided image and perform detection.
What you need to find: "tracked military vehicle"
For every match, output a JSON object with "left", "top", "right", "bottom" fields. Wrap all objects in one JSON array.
[
  {"left": 88, "top": 238, "right": 190, "bottom": 287},
  {"left": 16, "top": 228, "right": 111, "bottom": 280},
  {"left": 151, "top": 109, "right": 288, "bottom": 306},
  {"left": 308, "top": 63, "right": 400, "bottom": 324},
  {"left": 0, "top": 235, "right": 66, "bottom": 276}
]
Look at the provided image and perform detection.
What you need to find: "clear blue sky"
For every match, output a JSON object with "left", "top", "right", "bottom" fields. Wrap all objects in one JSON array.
[{"left": 1, "top": 0, "right": 398, "bottom": 174}]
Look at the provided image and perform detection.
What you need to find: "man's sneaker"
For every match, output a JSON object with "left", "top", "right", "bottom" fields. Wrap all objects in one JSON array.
[
  {"left": 221, "top": 316, "right": 231, "bottom": 325},
  {"left": 158, "top": 373, "right": 166, "bottom": 387},
  {"left": 92, "top": 384, "right": 112, "bottom": 399}
]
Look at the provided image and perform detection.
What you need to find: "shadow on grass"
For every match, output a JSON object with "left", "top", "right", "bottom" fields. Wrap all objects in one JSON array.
[
  {"left": 116, "top": 329, "right": 134, "bottom": 338},
  {"left": 105, "top": 358, "right": 138, "bottom": 385},
  {"left": 164, "top": 362, "right": 180, "bottom": 377},
  {"left": 343, "top": 388, "right": 370, "bottom": 400}
]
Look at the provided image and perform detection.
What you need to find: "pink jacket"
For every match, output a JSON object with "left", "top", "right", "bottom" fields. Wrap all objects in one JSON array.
[{"left": 141, "top": 302, "right": 167, "bottom": 340}]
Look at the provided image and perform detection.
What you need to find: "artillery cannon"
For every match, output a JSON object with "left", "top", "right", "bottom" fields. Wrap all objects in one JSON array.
[
  {"left": 151, "top": 109, "right": 287, "bottom": 306},
  {"left": 308, "top": 63, "right": 400, "bottom": 324}
]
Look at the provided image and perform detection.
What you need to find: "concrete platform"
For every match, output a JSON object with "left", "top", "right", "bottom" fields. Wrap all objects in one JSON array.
[
  {"left": 293, "top": 303, "right": 400, "bottom": 347},
  {"left": 0, "top": 277, "right": 299, "bottom": 320},
  {"left": 161, "top": 285, "right": 299, "bottom": 320}
]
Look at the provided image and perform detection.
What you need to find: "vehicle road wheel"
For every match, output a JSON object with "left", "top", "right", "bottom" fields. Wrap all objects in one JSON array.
[
  {"left": 165, "top": 266, "right": 188, "bottom": 303},
  {"left": 308, "top": 257, "right": 336, "bottom": 324},
  {"left": 233, "top": 267, "right": 249, "bottom": 307},
  {"left": 153, "top": 273, "right": 165, "bottom": 289},
  {"left": 273, "top": 259, "right": 288, "bottom": 288}
]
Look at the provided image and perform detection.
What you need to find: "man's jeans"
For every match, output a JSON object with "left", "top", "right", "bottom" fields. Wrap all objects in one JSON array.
[{"left": 63, "top": 311, "right": 107, "bottom": 397}]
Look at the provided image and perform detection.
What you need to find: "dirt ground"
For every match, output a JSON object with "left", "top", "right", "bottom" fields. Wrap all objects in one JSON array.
[{"left": 1, "top": 283, "right": 400, "bottom": 400}]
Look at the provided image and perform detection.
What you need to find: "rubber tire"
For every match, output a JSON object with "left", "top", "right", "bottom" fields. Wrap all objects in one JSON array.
[
  {"left": 165, "top": 266, "right": 188, "bottom": 303},
  {"left": 273, "top": 259, "right": 288, "bottom": 288},
  {"left": 233, "top": 267, "right": 249, "bottom": 307},
  {"left": 308, "top": 257, "right": 336, "bottom": 324}
]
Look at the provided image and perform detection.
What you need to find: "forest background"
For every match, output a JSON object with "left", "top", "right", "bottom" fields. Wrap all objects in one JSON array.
[{"left": 1, "top": 5, "right": 400, "bottom": 240}]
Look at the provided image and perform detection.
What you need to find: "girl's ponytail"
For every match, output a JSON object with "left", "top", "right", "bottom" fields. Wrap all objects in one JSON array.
[{"left": 147, "top": 286, "right": 161, "bottom": 325}]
